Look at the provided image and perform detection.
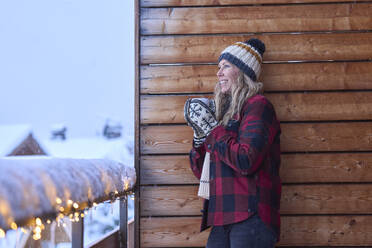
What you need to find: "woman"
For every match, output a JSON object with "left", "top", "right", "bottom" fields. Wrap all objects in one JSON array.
[{"left": 188, "top": 38, "right": 281, "bottom": 247}]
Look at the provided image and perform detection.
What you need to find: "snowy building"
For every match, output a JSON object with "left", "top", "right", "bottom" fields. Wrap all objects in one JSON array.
[
  {"left": 0, "top": 126, "right": 134, "bottom": 247},
  {"left": 41, "top": 135, "right": 134, "bottom": 168},
  {"left": 0, "top": 124, "right": 46, "bottom": 156}
]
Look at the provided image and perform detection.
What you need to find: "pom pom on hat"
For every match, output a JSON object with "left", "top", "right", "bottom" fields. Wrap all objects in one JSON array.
[
  {"left": 218, "top": 38, "right": 265, "bottom": 82},
  {"left": 246, "top": 38, "right": 265, "bottom": 56}
]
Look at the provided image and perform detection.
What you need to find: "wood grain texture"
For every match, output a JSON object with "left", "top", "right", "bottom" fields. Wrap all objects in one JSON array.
[
  {"left": 141, "top": 217, "right": 209, "bottom": 247},
  {"left": 141, "top": 33, "right": 372, "bottom": 64},
  {"left": 141, "top": 62, "right": 372, "bottom": 94},
  {"left": 141, "top": 125, "right": 193, "bottom": 154},
  {"left": 281, "top": 153, "right": 372, "bottom": 183},
  {"left": 140, "top": 184, "right": 372, "bottom": 216},
  {"left": 140, "top": 122, "right": 372, "bottom": 154},
  {"left": 141, "top": 4, "right": 372, "bottom": 34},
  {"left": 141, "top": 186, "right": 201, "bottom": 216},
  {"left": 140, "top": 153, "right": 372, "bottom": 185},
  {"left": 141, "top": 92, "right": 372, "bottom": 124},
  {"left": 140, "top": 216, "right": 372, "bottom": 247},
  {"left": 140, "top": 155, "right": 199, "bottom": 185},
  {"left": 141, "top": 0, "right": 372, "bottom": 7},
  {"left": 281, "top": 122, "right": 372, "bottom": 153},
  {"left": 138, "top": 3, "right": 372, "bottom": 247}
]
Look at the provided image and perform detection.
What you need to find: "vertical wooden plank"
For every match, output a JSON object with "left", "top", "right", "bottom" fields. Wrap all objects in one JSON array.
[
  {"left": 119, "top": 197, "right": 128, "bottom": 248},
  {"left": 135, "top": 0, "right": 141, "bottom": 247},
  {"left": 71, "top": 219, "right": 84, "bottom": 248}
]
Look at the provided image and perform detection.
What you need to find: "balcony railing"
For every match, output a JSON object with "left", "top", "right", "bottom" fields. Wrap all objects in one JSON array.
[{"left": 0, "top": 156, "right": 136, "bottom": 248}]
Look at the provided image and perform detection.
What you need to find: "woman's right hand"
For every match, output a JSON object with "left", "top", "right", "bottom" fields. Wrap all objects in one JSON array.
[{"left": 184, "top": 98, "right": 218, "bottom": 147}]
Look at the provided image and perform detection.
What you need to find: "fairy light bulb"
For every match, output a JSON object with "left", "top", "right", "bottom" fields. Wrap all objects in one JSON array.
[
  {"left": 32, "top": 223, "right": 42, "bottom": 241},
  {"left": 10, "top": 222, "right": 17, "bottom": 230},
  {"left": 58, "top": 213, "right": 64, "bottom": 219},
  {"left": 47, "top": 220, "right": 51, "bottom": 224},
  {"left": 80, "top": 213, "right": 85, "bottom": 218},
  {"left": 36, "top": 218, "right": 42, "bottom": 226},
  {"left": 73, "top": 202, "right": 79, "bottom": 209},
  {"left": 0, "top": 229, "right": 5, "bottom": 238},
  {"left": 67, "top": 199, "right": 73, "bottom": 205},
  {"left": 124, "top": 180, "right": 129, "bottom": 191},
  {"left": 59, "top": 206, "right": 65, "bottom": 212},
  {"left": 21, "top": 227, "right": 27, "bottom": 233},
  {"left": 33, "top": 234, "right": 41, "bottom": 240},
  {"left": 56, "top": 197, "right": 62, "bottom": 204}
]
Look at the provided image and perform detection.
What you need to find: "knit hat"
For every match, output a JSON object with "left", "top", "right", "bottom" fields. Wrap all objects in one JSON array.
[{"left": 218, "top": 38, "right": 265, "bottom": 82}]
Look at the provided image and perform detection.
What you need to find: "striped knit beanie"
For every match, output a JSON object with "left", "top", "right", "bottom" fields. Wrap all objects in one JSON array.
[{"left": 218, "top": 38, "right": 265, "bottom": 82}]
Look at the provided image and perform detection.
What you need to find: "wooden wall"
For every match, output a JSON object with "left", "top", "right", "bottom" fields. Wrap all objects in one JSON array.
[{"left": 136, "top": 0, "right": 372, "bottom": 247}]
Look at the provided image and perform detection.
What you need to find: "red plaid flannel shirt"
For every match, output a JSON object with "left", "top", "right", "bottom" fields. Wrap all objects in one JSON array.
[{"left": 189, "top": 94, "right": 281, "bottom": 241}]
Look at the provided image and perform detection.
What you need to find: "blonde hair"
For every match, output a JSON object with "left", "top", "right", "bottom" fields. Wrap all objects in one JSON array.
[{"left": 215, "top": 72, "right": 263, "bottom": 126}]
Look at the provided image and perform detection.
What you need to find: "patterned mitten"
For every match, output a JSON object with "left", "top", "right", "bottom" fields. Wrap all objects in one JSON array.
[{"left": 184, "top": 98, "right": 218, "bottom": 147}]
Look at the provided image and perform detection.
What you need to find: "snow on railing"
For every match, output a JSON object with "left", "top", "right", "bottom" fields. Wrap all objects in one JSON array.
[{"left": 0, "top": 156, "right": 136, "bottom": 247}]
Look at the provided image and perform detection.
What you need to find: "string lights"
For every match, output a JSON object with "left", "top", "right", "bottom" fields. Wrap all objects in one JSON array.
[
  {"left": 0, "top": 189, "right": 135, "bottom": 241},
  {"left": 0, "top": 158, "right": 136, "bottom": 242}
]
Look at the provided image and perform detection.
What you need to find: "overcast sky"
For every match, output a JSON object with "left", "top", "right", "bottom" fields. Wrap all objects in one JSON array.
[{"left": 0, "top": 0, "right": 134, "bottom": 140}]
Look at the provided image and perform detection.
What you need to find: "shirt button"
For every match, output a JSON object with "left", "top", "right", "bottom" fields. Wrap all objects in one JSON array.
[{"left": 207, "top": 144, "right": 211, "bottom": 149}]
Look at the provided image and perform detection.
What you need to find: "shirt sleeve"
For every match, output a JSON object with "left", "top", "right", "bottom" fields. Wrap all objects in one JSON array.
[
  {"left": 189, "top": 142, "right": 206, "bottom": 180},
  {"left": 205, "top": 98, "right": 279, "bottom": 175}
]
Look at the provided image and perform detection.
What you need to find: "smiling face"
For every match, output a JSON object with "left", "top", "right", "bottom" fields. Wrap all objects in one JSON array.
[{"left": 217, "top": 59, "right": 241, "bottom": 94}]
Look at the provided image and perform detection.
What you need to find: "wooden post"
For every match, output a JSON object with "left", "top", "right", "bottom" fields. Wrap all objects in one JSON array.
[
  {"left": 119, "top": 197, "right": 128, "bottom": 248},
  {"left": 72, "top": 218, "right": 84, "bottom": 248}
]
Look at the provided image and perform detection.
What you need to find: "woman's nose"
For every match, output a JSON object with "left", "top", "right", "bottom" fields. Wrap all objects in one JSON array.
[{"left": 217, "top": 68, "right": 223, "bottom": 77}]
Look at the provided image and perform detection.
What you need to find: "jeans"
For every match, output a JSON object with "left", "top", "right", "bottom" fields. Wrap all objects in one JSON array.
[{"left": 206, "top": 215, "right": 276, "bottom": 248}]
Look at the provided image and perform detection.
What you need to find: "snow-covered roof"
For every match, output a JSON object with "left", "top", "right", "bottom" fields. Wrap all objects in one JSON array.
[
  {"left": 41, "top": 136, "right": 134, "bottom": 167},
  {"left": 0, "top": 157, "right": 136, "bottom": 231},
  {"left": 0, "top": 124, "right": 32, "bottom": 156}
]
